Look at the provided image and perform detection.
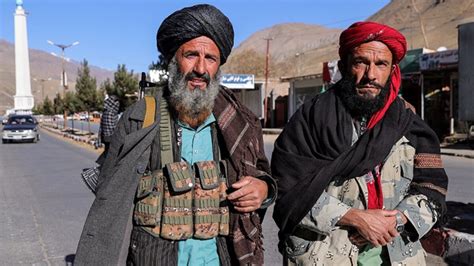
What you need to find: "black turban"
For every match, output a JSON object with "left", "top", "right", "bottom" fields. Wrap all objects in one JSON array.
[{"left": 157, "top": 4, "right": 234, "bottom": 65}]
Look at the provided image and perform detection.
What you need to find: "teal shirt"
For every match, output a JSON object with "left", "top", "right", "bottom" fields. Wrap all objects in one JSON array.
[{"left": 177, "top": 114, "right": 219, "bottom": 266}]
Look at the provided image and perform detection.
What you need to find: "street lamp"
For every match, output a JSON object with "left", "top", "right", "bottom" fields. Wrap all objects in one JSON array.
[
  {"left": 33, "top": 77, "right": 52, "bottom": 102},
  {"left": 47, "top": 40, "right": 79, "bottom": 129},
  {"left": 47, "top": 40, "right": 79, "bottom": 89}
]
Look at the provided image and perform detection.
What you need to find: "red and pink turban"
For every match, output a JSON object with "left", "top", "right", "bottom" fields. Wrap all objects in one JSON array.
[
  {"left": 338, "top": 21, "right": 408, "bottom": 128},
  {"left": 339, "top": 21, "right": 407, "bottom": 63}
]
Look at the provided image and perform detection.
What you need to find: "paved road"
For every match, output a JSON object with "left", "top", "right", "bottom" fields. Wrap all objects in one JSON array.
[
  {"left": 443, "top": 156, "right": 474, "bottom": 203},
  {"left": 0, "top": 132, "right": 471, "bottom": 265},
  {"left": 0, "top": 129, "right": 95, "bottom": 265}
]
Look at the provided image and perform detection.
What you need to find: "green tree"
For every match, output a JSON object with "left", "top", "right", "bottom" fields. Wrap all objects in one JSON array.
[
  {"left": 97, "top": 78, "right": 118, "bottom": 112},
  {"left": 76, "top": 59, "right": 98, "bottom": 112},
  {"left": 101, "top": 78, "right": 114, "bottom": 96},
  {"left": 32, "top": 103, "right": 43, "bottom": 115},
  {"left": 63, "top": 91, "right": 80, "bottom": 115},
  {"left": 149, "top": 54, "right": 168, "bottom": 70},
  {"left": 75, "top": 59, "right": 99, "bottom": 132},
  {"left": 96, "top": 89, "right": 105, "bottom": 112},
  {"left": 53, "top": 93, "right": 64, "bottom": 114},
  {"left": 63, "top": 91, "right": 81, "bottom": 133},
  {"left": 42, "top": 96, "right": 54, "bottom": 115},
  {"left": 147, "top": 56, "right": 169, "bottom": 97},
  {"left": 112, "top": 64, "right": 139, "bottom": 110}
]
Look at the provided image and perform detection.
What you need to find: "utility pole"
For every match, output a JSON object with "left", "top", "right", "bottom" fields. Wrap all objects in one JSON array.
[
  {"left": 412, "top": 0, "right": 429, "bottom": 48},
  {"left": 263, "top": 37, "right": 273, "bottom": 128},
  {"left": 47, "top": 40, "right": 79, "bottom": 129}
]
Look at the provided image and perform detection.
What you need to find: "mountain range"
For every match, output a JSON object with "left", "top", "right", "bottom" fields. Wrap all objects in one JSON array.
[
  {"left": 222, "top": 0, "right": 474, "bottom": 77},
  {"left": 0, "top": 40, "right": 113, "bottom": 114},
  {"left": 2, "top": 0, "right": 473, "bottom": 114}
]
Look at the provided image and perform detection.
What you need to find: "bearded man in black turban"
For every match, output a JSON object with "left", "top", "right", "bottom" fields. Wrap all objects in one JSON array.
[{"left": 75, "top": 4, "right": 276, "bottom": 266}]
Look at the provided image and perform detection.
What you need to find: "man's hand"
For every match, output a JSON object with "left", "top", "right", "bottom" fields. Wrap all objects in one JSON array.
[
  {"left": 339, "top": 209, "right": 399, "bottom": 247},
  {"left": 227, "top": 176, "right": 268, "bottom": 213},
  {"left": 349, "top": 232, "right": 369, "bottom": 247}
]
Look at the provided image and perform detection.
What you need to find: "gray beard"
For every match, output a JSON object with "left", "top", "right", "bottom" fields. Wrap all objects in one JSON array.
[{"left": 167, "top": 56, "right": 221, "bottom": 121}]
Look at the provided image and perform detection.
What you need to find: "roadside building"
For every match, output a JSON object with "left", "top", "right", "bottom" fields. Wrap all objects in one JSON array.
[
  {"left": 281, "top": 73, "right": 324, "bottom": 119},
  {"left": 418, "top": 49, "right": 459, "bottom": 140},
  {"left": 282, "top": 60, "right": 339, "bottom": 119},
  {"left": 398, "top": 48, "right": 434, "bottom": 114},
  {"left": 221, "top": 74, "right": 289, "bottom": 128}
]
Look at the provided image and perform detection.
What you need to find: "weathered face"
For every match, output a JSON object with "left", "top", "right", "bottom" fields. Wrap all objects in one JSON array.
[
  {"left": 347, "top": 41, "right": 393, "bottom": 99},
  {"left": 175, "top": 36, "right": 221, "bottom": 91}
]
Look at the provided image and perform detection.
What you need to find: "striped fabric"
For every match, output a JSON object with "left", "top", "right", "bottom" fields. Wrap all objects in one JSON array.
[
  {"left": 126, "top": 227, "right": 232, "bottom": 266},
  {"left": 127, "top": 227, "right": 178, "bottom": 266},
  {"left": 213, "top": 87, "right": 269, "bottom": 265},
  {"left": 414, "top": 153, "right": 443, "bottom": 168}
]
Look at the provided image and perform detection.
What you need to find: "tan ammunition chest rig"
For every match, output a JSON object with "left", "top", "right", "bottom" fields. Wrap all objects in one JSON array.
[{"left": 133, "top": 96, "right": 229, "bottom": 240}]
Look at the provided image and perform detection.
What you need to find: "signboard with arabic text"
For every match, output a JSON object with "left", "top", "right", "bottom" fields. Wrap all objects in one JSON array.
[
  {"left": 220, "top": 74, "right": 255, "bottom": 89},
  {"left": 419, "top": 50, "right": 458, "bottom": 71}
]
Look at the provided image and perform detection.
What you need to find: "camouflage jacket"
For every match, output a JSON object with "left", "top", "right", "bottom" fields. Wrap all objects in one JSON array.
[{"left": 285, "top": 129, "right": 438, "bottom": 265}]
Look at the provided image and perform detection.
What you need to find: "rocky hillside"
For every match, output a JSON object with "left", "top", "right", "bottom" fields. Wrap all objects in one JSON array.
[
  {"left": 222, "top": 23, "right": 341, "bottom": 79},
  {"left": 0, "top": 40, "right": 113, "bottom": 114},
  {"left": 2, "top": 0, "right": 473, "bottom": 113},
  {"left": 368, "top": 0, "right": 474, "bottom": 51},
  {"left": 223, "top": 0, "right": 474, "bottom": 78}
]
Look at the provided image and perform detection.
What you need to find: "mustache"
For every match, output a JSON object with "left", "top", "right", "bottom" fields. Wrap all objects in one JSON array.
[
  {"left": 356, "top": 80, "right": 384, "bottom": 90},
  {"left": 185, "top": 71, "right": 210, "bottom": 84}
]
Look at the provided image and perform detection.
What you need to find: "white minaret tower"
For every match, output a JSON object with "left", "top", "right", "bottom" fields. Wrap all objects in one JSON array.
[{"left": 13, "top": 0, "right": 34, "bottom": 114}]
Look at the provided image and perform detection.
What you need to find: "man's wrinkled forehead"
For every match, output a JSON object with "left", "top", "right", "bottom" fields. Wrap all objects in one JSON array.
[
  {"left": 177, "top": 36, "right": 220, "bottom": 54},
  {"left": 349, "top": 41, "right": 394, "bottom": 62}
]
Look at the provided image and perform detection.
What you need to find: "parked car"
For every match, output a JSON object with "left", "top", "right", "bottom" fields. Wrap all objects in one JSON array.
[{"left": 2, "top": 115, "right": 40, "bottom": 143}]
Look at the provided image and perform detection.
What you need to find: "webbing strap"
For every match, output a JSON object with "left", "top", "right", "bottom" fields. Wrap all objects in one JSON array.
[
  {"left": 163, "top": 215, "right": 193, "bottom": 225},
  {"left": 220, "top": 214, "right": 229, "bottom": 223},
  {"left": 136, "top": 203, "right": 159, "bottom": 214},
  {"left": 203, "top": 168, "right": 218, "bottom": 179},
  {"left": 170, "top": 168, "right": 192, "bottom": 181},
  {"left": 159, "top": 97, "right": 173, "bottom": 166},
  {"left": 163, "top": 198, "right": 192, "bottom": 208},
  {"left": 143, "top": 96, "right": 156, "bottom": 128},
  {"left": 142, "top": 94, "right": 174, "bottom": 167},
  {"left": 194, "top": 214, "right": 221, "bottom": 224},
  {"left": 194, "top": 198, "right": 220, "bottom": 208}
]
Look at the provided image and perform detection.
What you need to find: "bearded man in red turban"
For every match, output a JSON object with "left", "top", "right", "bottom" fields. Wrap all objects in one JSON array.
[{"left": 272, "top": 21, "right": 448, "bottom": 265}]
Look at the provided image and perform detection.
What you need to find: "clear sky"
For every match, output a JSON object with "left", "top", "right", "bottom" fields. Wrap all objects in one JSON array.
[{"left": 0, "top": 0, "right": 389, "bottom": 73}]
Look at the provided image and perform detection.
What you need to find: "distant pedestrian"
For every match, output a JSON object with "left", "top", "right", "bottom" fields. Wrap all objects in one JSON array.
[{"left": 99, "top": 94, "right": 120, "bottom": 153}]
